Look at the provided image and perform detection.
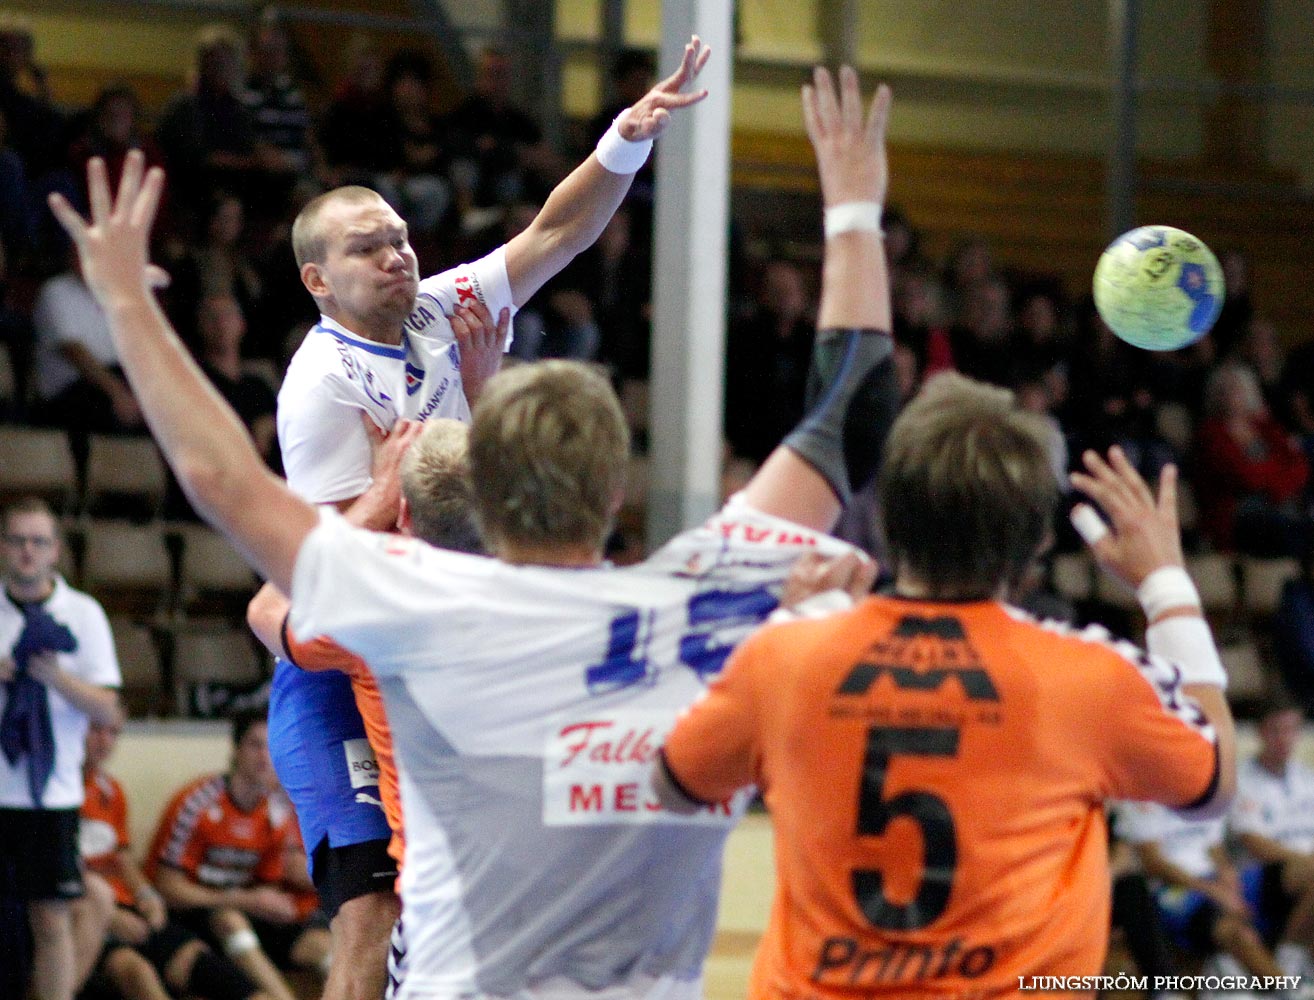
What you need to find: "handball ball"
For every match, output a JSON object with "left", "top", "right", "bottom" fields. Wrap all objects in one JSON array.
[{"left": 1092, "top": 225, "right": 1225, "bottom": 351}]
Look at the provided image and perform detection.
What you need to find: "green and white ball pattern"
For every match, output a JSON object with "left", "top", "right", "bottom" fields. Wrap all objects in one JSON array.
[{"left": 1092, "top": 225, "right": 1225, "bottom": 351}]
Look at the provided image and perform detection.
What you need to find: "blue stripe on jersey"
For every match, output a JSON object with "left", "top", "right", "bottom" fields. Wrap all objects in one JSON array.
[{"left": 314, "top": 323, "right": 408, "bottom": 360}]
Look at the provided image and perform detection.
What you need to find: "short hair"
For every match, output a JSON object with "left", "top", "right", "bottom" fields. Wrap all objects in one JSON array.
[
  {"left": 879, "top": 372, "right": 1060, "bottom": 600},
  {"left": 231, "top": 708, "right": 267, "bottom": 747},
  {"left": 469, "top": 361, "right": 629, "bottom": 554},
  {"left": 400, "top": 419, "right": 482, "bottom": 554},
  {"left": 2, "top": 496, "right": 56, "bottom": 531},
  {"left": 291, "top": 185, "right": 384, "bottom": 269}
]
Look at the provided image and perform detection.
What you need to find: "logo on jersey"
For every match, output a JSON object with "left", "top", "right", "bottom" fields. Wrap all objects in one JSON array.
[
  {"left": 343, "top": 738, "right": 381, "bottom": 789},
  {"left": 834, "top": 615, "right": 1000, "bottom": 709},
  {"left": 454, "top": 273, "right": 480, "bottom": 308},
  {"left": 543, "top": 710, "right": 743, "bottom": 827},
  {"left": 404, "top": 362, "right": 424, "bottom": 396}
]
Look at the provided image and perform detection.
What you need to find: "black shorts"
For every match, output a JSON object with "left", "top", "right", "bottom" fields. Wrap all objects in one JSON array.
[
  {"left": 174, "top": 907, "right": 329, "bottom": 969},
  {"left": 311, "top": 837, "right": 397, "bottom": 919},
  {"left": 0, "top": 808, "right": 83, "bottom": 900}
]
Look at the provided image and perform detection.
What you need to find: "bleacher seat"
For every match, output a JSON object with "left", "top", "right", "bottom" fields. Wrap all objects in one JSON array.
[
  {"left": 83, "top": 435, "right": 168, "bottom": 519},
  {"left": 80, "top": 520, "right": 173, "bottom": 615},
  {"left": 109, "top": 616, "right": 164, "bottom": 717},
  {"left": 1239, "top": 556, "right": 1301, "bottom": 618},
  {"left": 170, "top": 626, "right": 266, "bottom": 717},
  {"left": 0, "top": 426, "right": 78, "bottom": 511},
  {"left": 173, "top": 523, "right": 258, "bottom": 617}
]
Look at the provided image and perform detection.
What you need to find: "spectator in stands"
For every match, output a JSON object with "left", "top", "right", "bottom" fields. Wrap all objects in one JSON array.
[
  {"left": 146, "top": 710, "right": 329, "bottom": 1000},
  {"left": 0, "top": 16, "right": 63, "bottom": 178},
  {"left": 31, "top": 252, "right": 146, "bottom": 468},
  {"left": 156, "top": 26, "right": 263, "bottom": 213},
  {"left": 317, "top": 35, "right": 391, "bottom": 190},
  {"left": 941, "top": 234, "right": 996, "bottom": 320},
  {"left": 1193, "top": 361, "right": 1310, "bottom": 556},
  {"left": 373, "top": 50, "right": 457, "bottom": 237},
  {"left": 63, "top": 86, "right": 163, "bottom": 215},
  {"left": 165, "top": 191, "right": 263, "bottom": 351},
  {"left": 1011, "top": 284, "right": 1070, "bottom": 404},
  {"left": 241, "top": 18, "right": 313, "bottom": 181},
  {"left": 0, "top": 107, "right": 34, "bottom": 261},
  {"left": 1118, "top": 799, "right": 1289, "bottom": 984},
  {"left": 80, "top": 719, "right": 269, "bottom": 1000},
  {"left": 197, "top": 295, "right": 277, "bottom": 465},
  {"left": 947, "top": 276, "right": 1015, "bottom": 387},
  {"left": 1274, "top": 566, "right": 1314, "bottom": 717},
  {"left": 1107, "top": 820, "right": 1188, "bottom": 1000},
  {"left": 724, "top": 258, "right": 814, "bottom": 464},
  {"left": 891, "top": 264, "right": 952, "bottom": 381},
  {"left": 446, "top": 45, "right": 557, "bottom": 208},
  {"left": 1, "top": 496, "right": 123, "bottom": 1000},
  {"left": 1212, "top": 247, "right": 1255, "bottom": 360},
  {"left": 0, "top": 235, "right": 33, "bottom": 415},
  {"left": 1232, "top": 315, "right": 1289, "bottom": 418},
  {"left": 1229, "top": 696, "right": 1314, "bottom": 978},
  {"left": 1063, "top": 300, "right": 1176, "bottom": 486}
]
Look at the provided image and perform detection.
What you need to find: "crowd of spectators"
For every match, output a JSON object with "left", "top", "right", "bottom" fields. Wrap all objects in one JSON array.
[{"left": 3, "top": 16, "right": 1314, "bottom": 640}]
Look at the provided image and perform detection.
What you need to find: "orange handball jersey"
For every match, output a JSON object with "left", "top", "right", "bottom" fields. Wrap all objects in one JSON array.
[
  {"left": 283, "top": 631, "right": 404, "bottom": 869},
  {"left": 81, "top": 768, "right": 134, "bottom": 907},
  {"left": 663, "top": 599, "right": 1219, "bottom": 1000},
  {"left": 146, "top": 774, "right": 294, "bottom": 889}
]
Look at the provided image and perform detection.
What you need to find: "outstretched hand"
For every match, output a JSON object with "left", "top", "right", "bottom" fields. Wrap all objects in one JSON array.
[
  {"left": 802, "top": 66, "right": 891, "bottom": 208},
  {"left": 1069, "top": 446, "right": 1185, "bottom": 590},
  {"left": 617, "top": 36, "right": 712, "bottom": 142},
  {"left": 48, "top": 150, "right": 165, "bottom": 305}
]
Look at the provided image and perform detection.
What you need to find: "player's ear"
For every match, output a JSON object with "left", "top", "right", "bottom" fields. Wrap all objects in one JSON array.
[{"left": 301, "top": 261, "right": 328, "bottom": 298}]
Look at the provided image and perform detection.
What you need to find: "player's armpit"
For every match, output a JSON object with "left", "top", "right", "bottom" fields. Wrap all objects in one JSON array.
[{"left": 651, "top": 749, "right": 715, "bottom": 815}]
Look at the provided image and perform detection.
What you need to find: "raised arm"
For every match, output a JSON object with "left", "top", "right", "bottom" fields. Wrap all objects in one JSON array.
[
  {"left": 49, "top": 153, "right": 314, "bottom": 594},
  {"left": 503, "top": 36, "right": 710, "bottom": 305},
  {"left": 739, "top": 67, "right": 899, "bottom": 531}
]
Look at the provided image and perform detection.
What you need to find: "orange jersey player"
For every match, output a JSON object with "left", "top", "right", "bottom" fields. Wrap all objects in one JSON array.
[{"left": 658, "top": 371, "right": 1237, "bottom": 998}]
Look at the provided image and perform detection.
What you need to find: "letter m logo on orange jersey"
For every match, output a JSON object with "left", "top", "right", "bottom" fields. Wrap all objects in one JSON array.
[{"left": 835, "top": 615, "right": 1000, "bottom": 702}]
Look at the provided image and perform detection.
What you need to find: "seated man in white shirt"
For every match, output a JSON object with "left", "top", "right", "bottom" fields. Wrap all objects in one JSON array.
[{"left": 1230, "top": 695, "right": 1314, "bottom": 978}]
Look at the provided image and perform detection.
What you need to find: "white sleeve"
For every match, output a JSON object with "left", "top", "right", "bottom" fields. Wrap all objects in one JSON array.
[
  {"left": 277, "top": 377, "right": 374, "bottom": 503},
  {"left": 73, "top": 599, "right": 121, "bottom": 688},
  {"left": 288, "top": 510, "right": 458, "bottom": 675},
  {"left": 418, "top": 245, "right": 517, "bottom": 352}
]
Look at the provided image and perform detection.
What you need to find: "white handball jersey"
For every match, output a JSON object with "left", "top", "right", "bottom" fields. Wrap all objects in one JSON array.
[
  {"left": 289, "top": 499, "right": 856, "bottom": 1000},
  {"left": 278, "top": 246, "right": 515, "bottom": 503},
  {"left": 1116, "top": 799, "right": 1225, "bottom": 878},
  {"left": 1231, "top": 755, "right": 1314, "bottom": 855}
]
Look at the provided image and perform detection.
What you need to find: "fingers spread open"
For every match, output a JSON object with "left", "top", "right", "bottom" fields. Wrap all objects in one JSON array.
[
  {"left": 88, "top": 157, "right": 112, "bottom": 224},
  {"left": 47, "top": 192, "right": 88, "bottom": 243},
  {"left": 114, "top": 150, "right": 145, "bottom": 223},
  {"left": 866, "top": 84, "right": 892, "bottom": 145},
  {"left": 130, "top": 166, "right": 166, "bottom": 231},
  {"left": 839, "top": 66, "right": 862, "bottom": 134},
  {"left": 812, "top": 67, "right": 839, "bottom": 132}
]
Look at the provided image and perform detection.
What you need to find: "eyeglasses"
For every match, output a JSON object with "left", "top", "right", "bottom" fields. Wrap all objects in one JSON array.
[{"left": 3, "top": 535, "right": 55, "bottom": 549}]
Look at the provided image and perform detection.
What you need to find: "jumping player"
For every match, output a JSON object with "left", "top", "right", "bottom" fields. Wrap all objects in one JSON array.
[
  {"left": 265, "top": 37, "right": 711, "bottom": 1000},
  {"left": 654, "top": 70, "right": 1237, "bottom": 996}
]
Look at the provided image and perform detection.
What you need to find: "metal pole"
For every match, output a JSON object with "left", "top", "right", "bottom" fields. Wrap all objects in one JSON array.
[
  {"left": 1106, "top": 0, "right": 1139, "bottom": 239},
  {"left": 646, "top": 0, "right": 734, "bottom": 546}
]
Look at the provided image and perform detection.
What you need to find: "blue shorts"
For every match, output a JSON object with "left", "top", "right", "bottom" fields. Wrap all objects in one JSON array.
[{"left": 268, "top": 659, "right": 390, "bottom": 876}]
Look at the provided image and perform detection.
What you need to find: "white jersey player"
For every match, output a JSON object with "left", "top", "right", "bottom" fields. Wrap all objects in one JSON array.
[{"left": 53, "top": 66, "right": 899, "bottom": 1000}]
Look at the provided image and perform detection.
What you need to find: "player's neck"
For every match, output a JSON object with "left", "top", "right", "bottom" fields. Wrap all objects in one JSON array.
[
  {"left": 5, "top": 575, "right": 55, "bottom": 605},
  {"left": 324, "top": 308, "right": 404, "bottom": 347},
  {"left": 496, "top": 541, "right": 604, "bottom": 569},
  {"left": 893, "top": 572, "right": 1004, "bottom": 603}
]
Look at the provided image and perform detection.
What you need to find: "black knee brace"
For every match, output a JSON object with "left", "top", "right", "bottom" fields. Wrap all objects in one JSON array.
[
  {"left": 783, "top": 328, "right": 898, "bottom": 505},
  {"left": 186, "top": 948, "right": 261, "bottom": 1000}
]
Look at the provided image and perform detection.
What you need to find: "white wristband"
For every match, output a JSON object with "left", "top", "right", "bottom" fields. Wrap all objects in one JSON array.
[
  {"left": 1146, "top": 615, "right": 1228, "bottom": 689},
  {"left": 824, "top": 201, "right": 883, "bottom": 239},
  {"left": 1136, "top": 566, "right": 1202, "bottom": 621},
  {"left": 595, "top": 114, "right": 653, "bottom": 175}
]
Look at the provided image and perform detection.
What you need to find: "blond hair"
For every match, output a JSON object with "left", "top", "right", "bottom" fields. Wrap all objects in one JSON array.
[
  {"left": 879, "top": 372, "right": 1059, "bottom": 599},
  {"left": 291, "top": 185, "right": 385, "bottom": 269},
  {"left": 469, "top": 361, "right": 629, "bottom": 553},
  {"left": 400, "top": 419, "right": 480, "bottom": 553}
]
